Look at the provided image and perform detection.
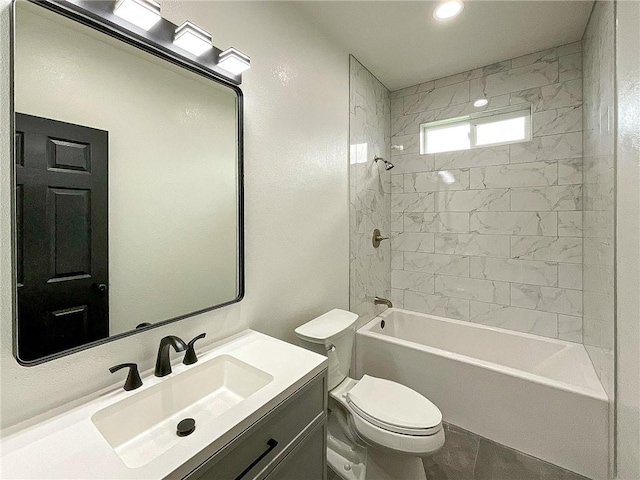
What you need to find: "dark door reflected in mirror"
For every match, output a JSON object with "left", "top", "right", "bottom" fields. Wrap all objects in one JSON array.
[
  {"left": 16, "top": 114, "right": 110, "bottom": 360},
  {"left": 12, "top": 1, "right": 243, "bottom": 364}
]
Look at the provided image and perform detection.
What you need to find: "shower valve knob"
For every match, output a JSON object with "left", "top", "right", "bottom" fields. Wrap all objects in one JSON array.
[{"left": 372, "top": 229, "right": 389, "bottom": 248}]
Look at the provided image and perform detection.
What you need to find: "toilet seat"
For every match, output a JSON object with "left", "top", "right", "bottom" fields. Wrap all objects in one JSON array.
[
  {"left": 346, "top": 375, "right": 442, "bottom": 436},
  {"left": 330, "top": 376, "right": 445, "bottom": 456}
]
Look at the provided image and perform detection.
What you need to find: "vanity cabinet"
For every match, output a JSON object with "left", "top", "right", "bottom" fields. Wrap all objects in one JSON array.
[{"left": 180, "top": 371, "right": 327, "bottom": 480}]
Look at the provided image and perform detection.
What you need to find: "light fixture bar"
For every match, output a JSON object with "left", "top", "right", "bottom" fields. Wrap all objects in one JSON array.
[
  {"left": 218, "top": 47, "right": 251, "bottom": 75},
  {"left": 113, "top": 0, "right": 161, "bottom": 31},
  {"left": 173, "top": 21, "right": 213, "bottom": 57}
]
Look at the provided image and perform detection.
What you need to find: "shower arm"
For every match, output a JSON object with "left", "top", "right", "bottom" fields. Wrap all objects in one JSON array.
[{"left": 373, "top": 156, "right": 394, "bottom": 170}]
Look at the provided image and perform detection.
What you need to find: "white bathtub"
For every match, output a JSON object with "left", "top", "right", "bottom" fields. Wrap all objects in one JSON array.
[{"left": 355, "top": 308, "right": 609, "bottom": 480}]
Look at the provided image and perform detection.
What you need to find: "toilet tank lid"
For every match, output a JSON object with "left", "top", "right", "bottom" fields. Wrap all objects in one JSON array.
[{"left": 294, "top": 309, "right": 359, "bottom": 343}]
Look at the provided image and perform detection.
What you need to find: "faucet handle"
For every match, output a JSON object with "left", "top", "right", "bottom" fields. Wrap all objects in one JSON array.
[
  {"left": 183, "top": 333, "right": 207, "bottom": 365},
  {"left": 109, "top": 363, "right": 143, "bottom": 391}
]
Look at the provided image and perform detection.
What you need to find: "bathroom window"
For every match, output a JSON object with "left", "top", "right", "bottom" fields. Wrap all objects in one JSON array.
[{"left": 420, "top": 104, "right": 532, "bottom": 154}]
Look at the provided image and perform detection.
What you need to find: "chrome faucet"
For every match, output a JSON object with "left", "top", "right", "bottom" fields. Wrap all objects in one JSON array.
[
  {"left": 374, "top": 296, "right": 393, "bottom": 308},
  {"left": 155, "top": 335, "right": 187, "bottom": 377}
]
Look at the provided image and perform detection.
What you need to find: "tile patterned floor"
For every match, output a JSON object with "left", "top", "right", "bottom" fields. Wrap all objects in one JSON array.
[
  {"left": 422, "top": 423, "right": 590, "bottom": 480},
  {"left": 327, "top": 422, "right": 591, "bottom": 479}
]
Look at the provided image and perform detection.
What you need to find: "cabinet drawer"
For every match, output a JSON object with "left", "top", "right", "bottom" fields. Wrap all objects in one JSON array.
[
  {"left": 263, "top": 421, "right": 325, "bottom": 480},
  {"left": 184, "top": 372, "right": 326, "bottom": 480}
]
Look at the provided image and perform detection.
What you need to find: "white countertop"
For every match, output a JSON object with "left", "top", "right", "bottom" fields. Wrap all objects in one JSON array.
[{"left": 0, "top": 330, "right": 327, "bottom": 479}]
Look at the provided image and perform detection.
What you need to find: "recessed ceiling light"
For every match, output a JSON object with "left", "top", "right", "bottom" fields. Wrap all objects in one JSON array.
[
  {"left": 113, "top": 0, "right": 161, "bottom": 31},
  {"left": 433, "top": 0, "right": 464, "bottom": 21},
  {"left": 474, "top": 98, "right": 489, "bottom": 107}
]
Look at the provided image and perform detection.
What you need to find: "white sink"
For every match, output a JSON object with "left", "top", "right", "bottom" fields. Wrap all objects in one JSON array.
[
  {"left": 91, "top": 354, "right": 273, "bottom": 468},
  {"left": 1, "top": 331, "right": 328, "bottom": 480}
]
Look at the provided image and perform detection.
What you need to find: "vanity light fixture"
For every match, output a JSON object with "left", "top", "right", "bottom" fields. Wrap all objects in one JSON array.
[
  {"left": 173, "top": 21, "right": 213, "bottom": 57},
  {"left": 218, "top": 47, "right": 251, "bottom": 75},
  {"left": 113, "top": 0, "right": 161, "bottom": 31},
  {"left": 433, "top": 0, "right": 464, "bottom": 21},
  {"left": 473, "top": 98, "right": 489, "bottom": 107}
]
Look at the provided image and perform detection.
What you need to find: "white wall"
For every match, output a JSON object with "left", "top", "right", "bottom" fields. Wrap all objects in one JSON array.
[
  {"left": 0, "top": 0, "right": 349, "bottom": 429},
  {"left": 615, "top": 1, "right": 640, "bottom": 477},
  {"left": 15, "top": 3, "right": 238, "bottom": 334}
]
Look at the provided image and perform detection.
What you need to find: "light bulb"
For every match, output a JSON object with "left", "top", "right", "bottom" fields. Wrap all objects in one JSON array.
[
  {"left": 218, "top": 47, "right": 251, "bottom": 75},
  {"left": 173, "top": 21, "right": 212, "bottom": 57},
  {"left": 434, "top": 1, "right": 464, "bottom": 21},
  {"left": 113, "top": 0, "right": 161, "bottom": 31}
]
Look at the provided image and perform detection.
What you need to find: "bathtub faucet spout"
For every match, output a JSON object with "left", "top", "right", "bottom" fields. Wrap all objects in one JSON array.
[{"left": 374, "top": 296, "right": 393, "bottom": 308}]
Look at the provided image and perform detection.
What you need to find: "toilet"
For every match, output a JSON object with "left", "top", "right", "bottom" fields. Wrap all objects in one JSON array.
[{"left": 295, "top": 309, "right": 444, "bottom": 480}]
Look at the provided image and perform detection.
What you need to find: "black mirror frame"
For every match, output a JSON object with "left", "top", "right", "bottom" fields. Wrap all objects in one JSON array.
[{"left": 9, "top": 0, "right": 245, "bottom": 366}]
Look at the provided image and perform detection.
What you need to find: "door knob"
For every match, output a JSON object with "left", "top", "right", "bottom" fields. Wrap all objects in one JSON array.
[{"left": 94, "top": 283, "right": 108, "bottom": 292}]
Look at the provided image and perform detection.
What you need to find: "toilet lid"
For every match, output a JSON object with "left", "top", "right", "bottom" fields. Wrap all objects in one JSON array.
[{"left": 346, "top": 375, "right": 442, "bottom": 435}]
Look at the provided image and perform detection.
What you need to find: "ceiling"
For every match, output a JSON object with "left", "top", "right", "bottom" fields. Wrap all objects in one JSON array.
[{"left": 295, "top": 1, "right": 594, "bottom": 91}]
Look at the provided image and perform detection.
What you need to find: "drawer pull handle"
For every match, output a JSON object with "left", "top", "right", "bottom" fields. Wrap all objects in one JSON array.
[{"left": 234, "top": 438, "right": 278, "bottom": 480}]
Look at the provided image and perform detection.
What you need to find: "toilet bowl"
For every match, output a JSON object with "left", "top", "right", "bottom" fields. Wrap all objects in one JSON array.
[{"left": 295, "top": 309, "right": 444, "bottom": 480}]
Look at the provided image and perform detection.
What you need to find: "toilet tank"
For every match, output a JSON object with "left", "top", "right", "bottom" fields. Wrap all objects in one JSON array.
[{"left": 294, "top": 309, "right": 359, "bottom": 390}]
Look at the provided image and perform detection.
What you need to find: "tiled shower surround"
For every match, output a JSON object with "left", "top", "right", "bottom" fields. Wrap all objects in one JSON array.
[
  {"left": 349, "top": 56, "right": 391, "bottom": 327},
  {"left": 582, "top": 0, "right": 615, "bottom": 399},
  {"left": 388, "top": 43, "right": 584, "bottom": 341}
]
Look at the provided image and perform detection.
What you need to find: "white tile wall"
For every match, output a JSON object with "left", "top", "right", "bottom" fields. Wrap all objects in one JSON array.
[
  {"left": 435, "top": 233, "right": 510, "bottom": 258},
  {"left": 389, "top": 43, "right": 584, "bottom": 341},
  {"left": 470, "top": 302, "right": 558, "bottom": 337},
  {"left": 510, "top": 185, "right": 582, "bottom": 211},
  {"left": 557, "top": 211, "right": 583, "bottom": 236},
  {"left": 349, "top": 57, "right": 392, "bottom": 328},
  {"left": 582, "top": 1, "right": 615, "bottom": 398},
  {"left": 404, "top": 291, "right": 470, "bottom": 321},
  {"left": 470, "top": 257, "right": 558, "bottom": 287}
]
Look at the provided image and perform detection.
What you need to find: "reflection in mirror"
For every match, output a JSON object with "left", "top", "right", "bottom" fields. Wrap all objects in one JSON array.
[{"left": 13, "top": 1, "right": 243, "bottom": 363}]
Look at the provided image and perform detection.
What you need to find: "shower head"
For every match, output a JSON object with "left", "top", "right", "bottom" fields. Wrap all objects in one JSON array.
[{"left": 374, "top": 156, "right": 394, "bottom": 171}]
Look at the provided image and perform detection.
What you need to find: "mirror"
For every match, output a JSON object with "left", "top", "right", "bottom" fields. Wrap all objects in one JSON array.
[{"left": 12, "top": 1, "right": 244, "bottom": 364}]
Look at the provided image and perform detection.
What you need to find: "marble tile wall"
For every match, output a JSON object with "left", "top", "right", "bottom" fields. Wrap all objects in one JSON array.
[
  {"left": 349, "top": 56, "right": 392, "bottom": 328},
  {"left": 388, "top": 44, "right": 584, "bottom": 341},
  {"left": 582, "top": 1, "right": 615, "bottom": 400}
]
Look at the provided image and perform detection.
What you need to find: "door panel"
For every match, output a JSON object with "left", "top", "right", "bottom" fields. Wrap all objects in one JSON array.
[
  {"left": 48, "top": 305, "right": 90, "bottom": 353},
  {"left": 47, "top": 138, "right": 91, "bottom": 172},
  {"left": 48, "top": 187, "right": 91, "bottom": 280},
  {"left": 15, "top": 184, "right": 24, "bottom": 287},
  {"left": 16, "top": 113, "right": 109, "bottom": 362}
]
